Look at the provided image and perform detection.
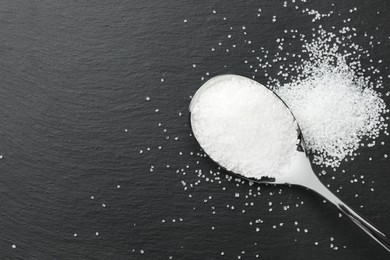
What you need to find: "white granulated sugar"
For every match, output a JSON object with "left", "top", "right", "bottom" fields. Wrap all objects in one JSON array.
[
  {"left": 276, "top": 35, "right": 388, "bottom": 168},
  {"left": 191, "top": 76, "right": 298, "bottom": 179}
]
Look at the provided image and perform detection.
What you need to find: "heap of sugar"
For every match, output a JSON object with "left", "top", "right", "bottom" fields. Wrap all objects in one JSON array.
[
  {"left": 191, "top": 76, "right": 298, "bottom": 179},
  {"left": 276, "top": 35, "right": 388, "bottom": 168}
]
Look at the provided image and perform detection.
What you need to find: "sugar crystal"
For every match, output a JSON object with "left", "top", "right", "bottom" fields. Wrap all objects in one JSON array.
[{"left": 191, "top": 76, "right": 298, "bottom": 178}]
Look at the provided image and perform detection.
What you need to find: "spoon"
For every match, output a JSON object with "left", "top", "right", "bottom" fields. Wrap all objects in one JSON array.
[{"left": 189, "top": 74, "right": 390, "bottom": 252}]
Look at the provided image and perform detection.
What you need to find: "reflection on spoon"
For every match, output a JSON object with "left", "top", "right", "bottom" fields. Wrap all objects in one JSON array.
[{"left": 189, "top": 74, "right": 390, "bottom": 253}]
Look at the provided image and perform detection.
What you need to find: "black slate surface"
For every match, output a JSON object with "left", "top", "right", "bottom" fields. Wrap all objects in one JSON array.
[{"left": 1, "top": 0, "right": 390, "bottom": 259}]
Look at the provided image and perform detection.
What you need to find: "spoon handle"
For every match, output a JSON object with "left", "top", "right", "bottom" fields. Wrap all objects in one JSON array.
[{"left": 307, "top": 175, "right": 390, "bottom": 253}]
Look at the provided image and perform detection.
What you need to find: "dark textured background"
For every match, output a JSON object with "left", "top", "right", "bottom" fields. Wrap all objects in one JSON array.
[{"left": 1, "top": 0, "right": 390, "bottom": 259}]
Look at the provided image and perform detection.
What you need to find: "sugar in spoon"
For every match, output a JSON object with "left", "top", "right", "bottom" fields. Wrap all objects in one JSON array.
[{"left": 189, "top": 74, "right": 390, "bottom": 253}]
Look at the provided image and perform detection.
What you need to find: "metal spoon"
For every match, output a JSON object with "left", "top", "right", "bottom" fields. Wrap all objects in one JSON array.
[{"left": 189, "top": 74, "right": 390, "bottom": 252}]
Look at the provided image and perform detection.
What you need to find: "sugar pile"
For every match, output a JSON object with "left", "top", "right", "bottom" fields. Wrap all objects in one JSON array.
[
  {"left": 275, "top": 33, "right": 388, "bottom": 168},
  {"left": 191, "top": 76, "right": 298, "bottom": 178}
]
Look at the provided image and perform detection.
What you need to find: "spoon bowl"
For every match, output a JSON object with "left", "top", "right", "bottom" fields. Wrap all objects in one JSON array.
[{"left": 189, "top": 74, "right": 390, "bottom": 253}]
